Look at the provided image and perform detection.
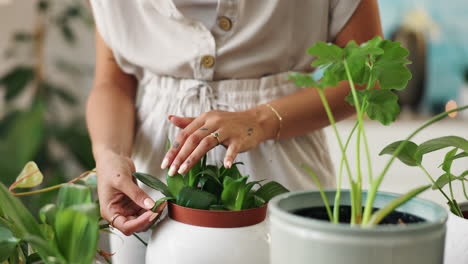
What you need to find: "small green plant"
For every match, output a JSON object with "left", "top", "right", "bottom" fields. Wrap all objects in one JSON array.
[
  {"left": 381, "top": 134, "right": 468, "bottom": 217},
  {"left": 289, "top": 36, "right": 468, "bottom": 226},
  {"left": 0, "top": 162, "right": 112, "bottom": 264},
  {"left": 133, "top": 155, "right": 289, "bottom": 211}
]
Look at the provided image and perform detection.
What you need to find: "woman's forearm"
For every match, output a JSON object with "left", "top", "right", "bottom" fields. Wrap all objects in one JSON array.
[
  {"left": 250, "top": 80, "right": 355, "bottom": 141},
  {"left": 86, "top": 82, "right": 137, "bottom": 161}
]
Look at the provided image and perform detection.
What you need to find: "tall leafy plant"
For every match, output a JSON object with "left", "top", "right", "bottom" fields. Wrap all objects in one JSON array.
[
  {"left": 0, "top": 0, "right": 94, "bottom": 211},
  {"left": 289, "top": 36, "right": 468, "bottom": 226}
]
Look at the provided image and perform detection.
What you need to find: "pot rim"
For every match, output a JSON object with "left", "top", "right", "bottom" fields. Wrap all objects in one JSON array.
[
  {"left": 168, "top": 202, "right": 267, "bottom": 228},
  {"left": 448, "top": 200, "right": 468, "bottom": 220},
  {"left": 269, "top": 189, "right": 448, "bottom": 234}
]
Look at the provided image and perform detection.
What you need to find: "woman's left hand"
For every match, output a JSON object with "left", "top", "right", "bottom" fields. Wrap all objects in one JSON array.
[{"left": 160, "top": 108, "right": 277, "bottom": 176}]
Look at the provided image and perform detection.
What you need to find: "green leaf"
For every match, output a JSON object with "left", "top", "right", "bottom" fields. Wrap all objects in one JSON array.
[
  {"left": 220, "top": 176, "right": 257, "bottom": 210},
  {"left": 365, "top": 90, "right": 400, "bottom": 125},
  {"left": 12, "top": 161, "right": 44, "bottom": 189},
  {"left": 24, "top": 235, "right": 64, "bottom": 263},
  {"left": 308, "top": 42, "right": 343, "bottom": 67},
  {"left": 54, "top": 207, "right": 98, "bottom": 264},
  {"left": 254, "top": 195, "right": 266, "bottom": 207},
  {"left": 133, "top": 172, "right": 172, "bottom": 197},
  {"left": 443, "top": 152, "right": 468, "bottom": 165},
  {"left": 379, "top": 140, "right": 421, "bottom": 166},
  {"left": 418, "top": 136, "right": 468, "bottom": 155},
  {"left": 442, "top": 148, "right": 459, "bottom": 172},
  {"left": 254, "top": 181, "right": 289, "bottom": 204},
  {"left": 432, "top": 173, "right": 457, "bottom": 190},
  {"left": 176, "top": 186, "right": 217, "bottom": 210},
  {"left": 0, "top": 101, "right": 45, "bottom": 184},
  {"left": 372, "top": 40, "right": 412, "bottom": 90},
  {"left": 0, "top": 66, "right": 34, "bottom": 101},
  {"left": 0, "top": 223, "right": 20, "bottom": 262},
  {"left": 167, "top": 173, "right": 185, "bottom": 198},
  {"left": 288, "top": 73, "right": 321, "bottom": 88},
  {"left": 39, "top": 204, "right": 57, "bottom": 226},
  {"left": 57, "top": 184, "right": 92, "bottom": 209},
  {"left": 367, "top": 185, "right": 431, "bottom": 226},
  {"left": 152, "top": 197, "right": 175, "bottom": 212}
]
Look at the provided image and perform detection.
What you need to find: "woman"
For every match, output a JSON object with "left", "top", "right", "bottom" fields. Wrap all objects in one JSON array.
[{"left": 86, "top": 0, "right": 382, "bottom": 262}]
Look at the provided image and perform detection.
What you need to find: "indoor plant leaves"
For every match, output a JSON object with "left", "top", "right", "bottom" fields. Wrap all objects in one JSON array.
[{"left": 176, "top": 186, "right": 217, "bottom": 210}]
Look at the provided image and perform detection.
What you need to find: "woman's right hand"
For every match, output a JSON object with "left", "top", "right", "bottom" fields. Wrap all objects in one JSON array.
[{"left": 95, "top": 148, "right": 165, "bottom": 236}]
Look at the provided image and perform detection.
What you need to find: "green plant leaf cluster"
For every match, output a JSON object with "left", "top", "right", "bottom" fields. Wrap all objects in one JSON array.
[
  {"left": 0, "top": 182, "right": 100, "bottom": 263},
  {"left": 133, "top": 156, "right": 289, "bottom": 211},
  {"left": 289, "top": 36, "right": 411, "bottom": 126},
  {"left": 381, "top": 136, "right": 468, "bottom": 216}
]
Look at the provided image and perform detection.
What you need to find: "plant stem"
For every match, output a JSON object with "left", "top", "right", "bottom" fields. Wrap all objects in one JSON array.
[
  {"left": 316, "top": 89, "right": 355, "bottom": 223},
  {"left": 362, "top": 105, "right": 468, "bottom": 224},
  {"left": 462, "top": 180, "right": 468, "bottom": 201},
  {"left": 419, "top": 164, "right": 452, "bottom": 202},
  {"left": 343, "top": 60, "right": 370, "bottom": 223},
  {"left": 133, "top": 233, "right": 148, "bottom": 246},
  {"left": 333, "top": 122, "right": 358, "bottom": 223},
  {"left": 302, "top": 165, "right": 333, "bottom": 221}
]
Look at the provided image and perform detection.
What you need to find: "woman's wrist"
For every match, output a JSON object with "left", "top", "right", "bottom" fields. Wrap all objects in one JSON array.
[
  {"left": 92, "top": 143, "right": 131, "bottom": 163},
  {"left": 245, "top": 104, "right": 281, "bottom": 143}
]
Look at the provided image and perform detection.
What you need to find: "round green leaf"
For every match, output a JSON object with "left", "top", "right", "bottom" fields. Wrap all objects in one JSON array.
[{"left": 12, "top": 161, "right": 44, "bottom": 189}]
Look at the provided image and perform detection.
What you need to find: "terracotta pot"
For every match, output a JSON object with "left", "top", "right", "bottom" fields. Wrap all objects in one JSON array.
[{"left": 146, "top": 202, "right": 269, "bottom": 264}]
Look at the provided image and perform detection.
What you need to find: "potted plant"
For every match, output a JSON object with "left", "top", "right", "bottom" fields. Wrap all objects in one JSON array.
[
  {"left": 379, "top": 104, "right": 468, "bottom": 263},
  {"left": 268, "top": 36, "right": 468, "bottom": 264},
  {"left": 132, "top": 154, "right": 289, "bottom": 264},
  {"left": 0, "top": 162, "right": 112, "bottom": 264}
]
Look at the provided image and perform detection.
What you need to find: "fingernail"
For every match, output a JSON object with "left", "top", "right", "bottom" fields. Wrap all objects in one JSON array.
[
  {"left": 149, "top": 212, "right": 159, "bottom": 222},
  {"left": 144, "top": 198, "right": 155, "bottom": 209},
  {"left": 161, "top": 158, "right": 169, "bottom": 169},
  {"left": 178, "top": 163, "right": 188, "bottom": 174},
  {"left": 168, "top": 115, "right": 174, "bottom": 121},
  {"left": 168, "top": 165, "right": 177, "bottom": 176},
  {"left": 225, "top": 160, "right": 232, "bottom": 168}
]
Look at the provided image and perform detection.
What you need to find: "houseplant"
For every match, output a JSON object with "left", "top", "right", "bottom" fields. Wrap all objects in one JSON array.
[
  {"left": 379, "top": 106, "right": 468, "bottom": 263},
  {"left": 0, "top": 162, "right": 112, "bottom": 264},
  {"left": 268, "top": 36, "right": 467, "bottom": 264},
  {"left": 133, "top": 155, "right": 289, "bottom": 264},
  {"left": 0, "top": 0, "right": 94, "bottom": 214}
]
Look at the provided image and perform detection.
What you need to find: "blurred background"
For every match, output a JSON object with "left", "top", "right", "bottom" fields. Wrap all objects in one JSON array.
[{"left": 0, "top": 0, "right": 467, "bottom": 211}]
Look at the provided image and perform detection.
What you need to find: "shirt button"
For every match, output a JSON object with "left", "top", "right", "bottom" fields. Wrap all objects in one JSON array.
[
  {"left": 217, "top": 16, "right": 232, "bottom": 31},
  {"left": 201, "top": 55, "right": 215, "bottom": 68}
]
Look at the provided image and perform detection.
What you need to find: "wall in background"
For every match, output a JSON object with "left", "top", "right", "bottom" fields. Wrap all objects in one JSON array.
[{"left": 379, "top": 0, "right": 468, "bottom": 113}]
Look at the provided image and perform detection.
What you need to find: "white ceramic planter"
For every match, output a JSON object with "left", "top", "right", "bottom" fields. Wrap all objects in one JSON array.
[
  {"left": 444, "top": 201, "right": 468, "bottom": 264},
  {"left": 146, "top": 203, "right": 269, "bottom": 264},
  {"left": 269, "top": 190, "right": 448, "bottom": 264}
]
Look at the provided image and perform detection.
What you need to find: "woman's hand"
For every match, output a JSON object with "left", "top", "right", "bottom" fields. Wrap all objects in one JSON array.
[
  {"left": 160, "top": 107, "right": 279, "bottom": 175},
  {"left": 95, "top": 148, "right": 166, "bottom": 235}
]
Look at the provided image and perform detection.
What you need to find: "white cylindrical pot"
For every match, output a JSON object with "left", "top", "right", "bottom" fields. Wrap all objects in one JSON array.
[
  {"left": 269, "top": 190, "right": 447, "bottom": 264},
  {"left": 147, "top": 203, "right": 269, "bottom": 264},
  {"left": 445, "top": 201, "right": 468, "bottom": 264}
]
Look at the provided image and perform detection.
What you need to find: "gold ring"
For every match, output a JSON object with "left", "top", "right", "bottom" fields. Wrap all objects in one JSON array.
[
  {"left": 110, "top": 213, "right": 123, "bottom": 228},
  {"left": 211, "top": 132, "right": 221, "bottom": 145}
]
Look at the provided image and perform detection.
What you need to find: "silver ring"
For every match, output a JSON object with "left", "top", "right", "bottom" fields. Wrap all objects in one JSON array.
[{"left": 211, "top": 132, "right": 221, "bottom": 145}]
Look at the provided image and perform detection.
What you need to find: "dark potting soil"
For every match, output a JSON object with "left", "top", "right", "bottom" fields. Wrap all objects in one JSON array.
[{"left": 293, "top": 205, "right": 426, "bottom": 225}]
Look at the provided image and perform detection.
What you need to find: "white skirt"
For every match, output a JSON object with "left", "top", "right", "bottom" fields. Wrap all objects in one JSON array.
[{"left": 109, "top": 71, "right": 335, "bottom": 263}]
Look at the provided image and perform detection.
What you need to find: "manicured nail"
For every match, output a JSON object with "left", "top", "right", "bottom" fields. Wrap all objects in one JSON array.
[
  {"left": 161, "top": 158, "right": 169, "bottom": 169},
  {"left": 225, "top": 160, "right": 232, "bottom": 168},
  {"left": 144, "top": 198, "right": 155, "bottom": 209},
  {"left": 168, "top": 115, "right": 174, "bottom": 121},
  {"left": 178, "top": 163, "right": 188, "bottom": 174},
  {"left": 168, "top": 165, "right": 177, "bottom": 176},
  {"left": 149, "top": 212, "right": 159, "bottom": 222}
]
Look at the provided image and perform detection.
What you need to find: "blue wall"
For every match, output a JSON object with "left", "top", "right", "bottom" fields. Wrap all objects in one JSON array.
[{"left": 379, "top": 0, "right": 468, "bottom": 111}]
